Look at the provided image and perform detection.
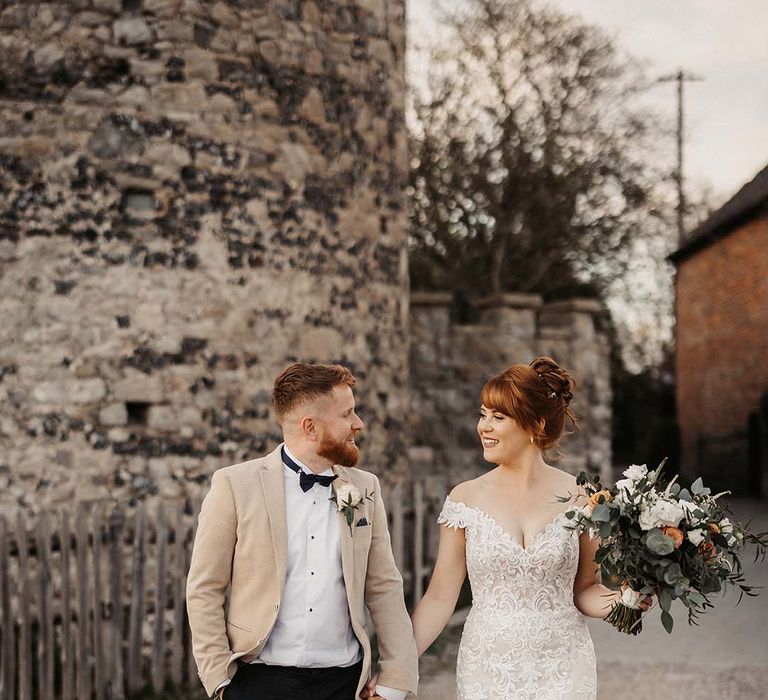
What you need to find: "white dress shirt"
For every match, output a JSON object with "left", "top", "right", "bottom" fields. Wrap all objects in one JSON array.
[{"left": 216, "top": 446, "right": 406, "bottom": 700}]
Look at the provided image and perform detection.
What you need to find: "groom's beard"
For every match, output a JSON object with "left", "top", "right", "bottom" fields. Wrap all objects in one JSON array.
[{"left": 317, "top": 431, "right": 360, "bottom": 468}]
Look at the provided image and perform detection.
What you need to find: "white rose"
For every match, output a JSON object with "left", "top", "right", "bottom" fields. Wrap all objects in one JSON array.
[
  {"left": 333, "top": 483, "right": 362, "bottom": 510},
  {"left": 687, "top": 528, "right": 705, "bottom": 546},
  {"left": 638, "top": 498, "right": 685, "bottom": 531},
  {"left": 623, "top": 464, "right": 648, "bottom": 482},
  {"left": 621, "top": 587, "right": 643, "bottom": 609}
]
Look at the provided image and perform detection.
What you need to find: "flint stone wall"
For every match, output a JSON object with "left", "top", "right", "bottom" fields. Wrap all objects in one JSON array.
[
  {"left": 0, "top": 0, "right": 409, "bottom": 514},
  {"left": 409, "top": 293, "right": 613, "bottom": 484}
]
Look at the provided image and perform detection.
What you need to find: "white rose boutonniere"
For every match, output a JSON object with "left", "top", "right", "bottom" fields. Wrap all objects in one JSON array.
[{"left": 330, "top": 481, "right": 374, "bottom": 535}]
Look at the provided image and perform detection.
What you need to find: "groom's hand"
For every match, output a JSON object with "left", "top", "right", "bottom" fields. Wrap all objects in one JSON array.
[{"left": 360, "top": 672, "right": 379, "bottom": 698}]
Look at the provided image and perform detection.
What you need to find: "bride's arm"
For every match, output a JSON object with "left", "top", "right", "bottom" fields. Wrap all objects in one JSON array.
[
  {"left": 573, "top": 531, "right": 621, "bottom": 618},
  {"left": 411, "top": 523, "right": 467, "bottom": 656}
]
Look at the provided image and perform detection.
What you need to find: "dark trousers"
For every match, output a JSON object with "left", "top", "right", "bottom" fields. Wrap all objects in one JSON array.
[{"left": 224, "top": 659, "right": 363, "bottom": 700}]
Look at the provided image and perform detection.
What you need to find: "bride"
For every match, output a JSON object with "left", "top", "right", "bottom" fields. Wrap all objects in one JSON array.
[{"left": 409, "top": 357, "right": 649, "bottom": 699}]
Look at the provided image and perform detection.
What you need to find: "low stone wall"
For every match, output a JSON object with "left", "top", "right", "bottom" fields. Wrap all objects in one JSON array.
[{"left": 409, "top": 293, "right": 613, "bottom": 484}]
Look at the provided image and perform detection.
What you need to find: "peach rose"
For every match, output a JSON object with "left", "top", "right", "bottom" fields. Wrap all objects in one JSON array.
[
  {"left": 661, "top": 526, "right": 684, "bottom": 549},
  {"left": 699, "top": 541, "right": 717, "bottom": 562},
  {"left": 587, "top": 489, "right": 613, "bottom": 514},
  {"left": 707, "top": 523, "right": 720, "bottom": 534}
]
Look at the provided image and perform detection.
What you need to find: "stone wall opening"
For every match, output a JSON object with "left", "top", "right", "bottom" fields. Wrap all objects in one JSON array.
[{"left": 125, "top": 401, "right": 150, "bottom": 427}]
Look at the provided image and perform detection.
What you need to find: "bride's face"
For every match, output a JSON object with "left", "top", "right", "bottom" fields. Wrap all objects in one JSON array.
[{"left": 477, "top": 404, "right": 531, "bottom": 463}]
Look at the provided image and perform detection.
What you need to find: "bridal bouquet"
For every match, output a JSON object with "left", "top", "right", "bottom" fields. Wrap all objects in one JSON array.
[{"left": 561, "top": 461, "right": 767, "bottom": 635}]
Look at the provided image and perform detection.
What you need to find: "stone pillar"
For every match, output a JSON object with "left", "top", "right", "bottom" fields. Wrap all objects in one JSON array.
[
  {"left": 408, "top": 293, "right": 455, "bottom": 473},
  {"left": 409, "top": 292, "right": 454, "bottom": 380},
  {"left": 0, "top": 0, "right": 410, "bottom": 512},
  {"left": 539, "top": 300, "right": 612, "bottom": 482},
  {"left": 473, "top": 293, "right": 543, "bottom": 370}
]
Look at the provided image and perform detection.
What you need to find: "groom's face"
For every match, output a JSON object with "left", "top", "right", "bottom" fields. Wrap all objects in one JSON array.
[{"left": 315, "top": 384, "right": 364, "bottom": 467}]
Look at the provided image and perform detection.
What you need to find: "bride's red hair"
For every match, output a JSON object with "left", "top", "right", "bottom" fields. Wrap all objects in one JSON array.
[{"left": 480, "top": 356, "right": 577, "bottom": 452}]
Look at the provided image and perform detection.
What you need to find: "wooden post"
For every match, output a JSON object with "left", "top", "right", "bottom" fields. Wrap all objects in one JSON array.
[
  {"left": 127, "top": 505, "right": 146, "bottom": 693},
  {"left": 37, "top": 511, "right": 55, "bottom": 700},
  {"left": 16, "top": 511, "right": 31, "bottom": 700},
  {"left": 75, "top": 504, "right": 91, "bottom": 700},
  {"left": 152, "top": 502, "right": 168, "bottom": 693},
  {"left": 91, "top": 503, "right": 105, "bottom": 700},
  {"left": 413, "top": 481, "right": 425, "bottom": 603},
  {"left": 61, "top": 509, "right": 74, "bottom": 700},
  {"left": 108, "top": 505, "right": 126, "bottom": 700},
  {"left": 186, "top": 496, "right": 203, "bottom": 686},
  {"left": 170, "top": 501, "right": 185, "bottom": 688},
  {"left": 0, "top": 515, "right": 16, "bottom": 700},
  {"left": 391, "top": 482, "right": 405, "bottom": 571}
]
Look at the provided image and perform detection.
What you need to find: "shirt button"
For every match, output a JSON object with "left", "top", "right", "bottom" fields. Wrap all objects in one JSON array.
[
  {"left": 311, "top": 535, "right": 315, "bottom": 540},
  {"left": 309, "top": 608, "right": 313, "bottom": 612},
  {"left": 310, "top": 571, "right": 314, "bottom": 575}
]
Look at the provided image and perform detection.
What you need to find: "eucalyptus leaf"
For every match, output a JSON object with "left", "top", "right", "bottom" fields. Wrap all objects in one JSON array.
[
  {"left": 691, "top": 477, "right": 704, "bottom": 495},
  {"left": 659, "top": 588, "right": 673, "bottom": 612},
  {"left": 663, "top": 563, "right": 683, "bottom": 584},
  {"left": 591, "top": 503, "right": 611, "bottom": 522},
  {"left": 678, "top": 488, "right": 692, "bottom": 502},
  {"left": 661, "top": 610, "right": 674, "bottom": 633},
  {"left": 646, "top": 528, "right": 675, "bottom": 555}
]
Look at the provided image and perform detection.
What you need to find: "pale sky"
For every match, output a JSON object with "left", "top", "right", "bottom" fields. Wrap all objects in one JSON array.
[{"left": 408, "top": 0, "right": 768, "bottom": 203}]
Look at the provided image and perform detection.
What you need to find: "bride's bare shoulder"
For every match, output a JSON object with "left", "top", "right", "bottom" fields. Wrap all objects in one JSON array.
[
  {"left": 448, "top": 477, "right": 486, "bottom": 507},
  {"left": 546, "top": 466, "right": 587, "bottom": 504}
]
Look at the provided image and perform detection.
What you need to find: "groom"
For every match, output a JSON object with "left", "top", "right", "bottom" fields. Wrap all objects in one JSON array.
[{"left": 187, "top": 363, "right": 418, "bottom": 699}]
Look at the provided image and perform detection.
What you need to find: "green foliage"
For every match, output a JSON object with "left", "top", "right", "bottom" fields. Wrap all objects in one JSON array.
[
  {"left": 646, "top": 528, "right": 675, "bottom": 556},
  {"left": 661, "top": 610, "right": 674, "bottom": 633},
  {"left": 562, "top": 459, "right": 768, "bottom": 635}
]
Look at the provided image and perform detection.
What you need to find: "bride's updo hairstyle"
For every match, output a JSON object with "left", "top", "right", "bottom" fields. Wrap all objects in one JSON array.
[{"left": 480, "top": 356, "right": 577, "bottom": 452}]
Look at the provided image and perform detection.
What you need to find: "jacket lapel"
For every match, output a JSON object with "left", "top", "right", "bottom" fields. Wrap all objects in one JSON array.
[
  {"left": 332, "top": 465, "right": 356, "bottom": 602},
  {"left": 261, "top": 445, "right": 288, "bottom": 594}
]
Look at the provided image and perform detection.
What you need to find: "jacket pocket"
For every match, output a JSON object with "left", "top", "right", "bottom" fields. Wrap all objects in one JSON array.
[{"left": 225, "top": 618, "right": 253, "bottom": 632}]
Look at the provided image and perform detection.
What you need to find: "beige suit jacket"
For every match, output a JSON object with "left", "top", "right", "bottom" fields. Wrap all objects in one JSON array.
[{"left": 186, "top": 445, "right": 418, "bottom": 698}]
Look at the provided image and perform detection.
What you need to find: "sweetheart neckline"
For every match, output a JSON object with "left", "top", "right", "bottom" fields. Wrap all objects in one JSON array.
[{"left": 444, "top": 496, "right": 571, "bottom": 552}]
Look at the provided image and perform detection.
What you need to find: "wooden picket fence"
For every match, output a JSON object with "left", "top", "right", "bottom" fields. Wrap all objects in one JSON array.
[{"left": 0, "top": 478, "right": 449, "bottom": 700}]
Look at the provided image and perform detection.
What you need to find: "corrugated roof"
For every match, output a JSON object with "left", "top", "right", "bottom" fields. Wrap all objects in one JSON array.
[{"left": 669, "top": 162, "right": 768, "bottom": 264}]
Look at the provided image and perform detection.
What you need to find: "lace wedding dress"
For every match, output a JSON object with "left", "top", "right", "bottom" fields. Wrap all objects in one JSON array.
[{"left": 438, "top": 497, "right": 597, "bottom": 700}]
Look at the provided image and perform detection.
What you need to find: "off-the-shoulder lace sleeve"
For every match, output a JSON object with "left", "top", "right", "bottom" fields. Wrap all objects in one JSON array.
[{"left": 437, "top": 496, "right": 472, "bottom": 529}]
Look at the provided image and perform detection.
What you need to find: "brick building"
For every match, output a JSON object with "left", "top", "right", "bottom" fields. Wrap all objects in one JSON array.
[{"left": 670, "top": 164, "right": 768, "bottom": 497}]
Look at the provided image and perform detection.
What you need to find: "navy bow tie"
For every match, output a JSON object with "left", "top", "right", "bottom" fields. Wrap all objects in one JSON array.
[{"left": 282, "top": 446, "right": 338, "bottom": 492}]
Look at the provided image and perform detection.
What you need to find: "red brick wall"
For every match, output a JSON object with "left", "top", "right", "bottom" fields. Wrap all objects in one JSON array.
[{"left": 675, "top": 215, "right": 768, "bottom": 493}]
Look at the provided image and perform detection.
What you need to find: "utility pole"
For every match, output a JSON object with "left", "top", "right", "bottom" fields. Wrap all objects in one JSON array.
[{"left": 657, "top": 70, "right": 704, "bottom": 245}]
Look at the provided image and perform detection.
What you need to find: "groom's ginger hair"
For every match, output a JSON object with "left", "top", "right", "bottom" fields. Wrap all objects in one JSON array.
[{"left": 272, "top": 363, "right": 357, "bottom": 423}]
